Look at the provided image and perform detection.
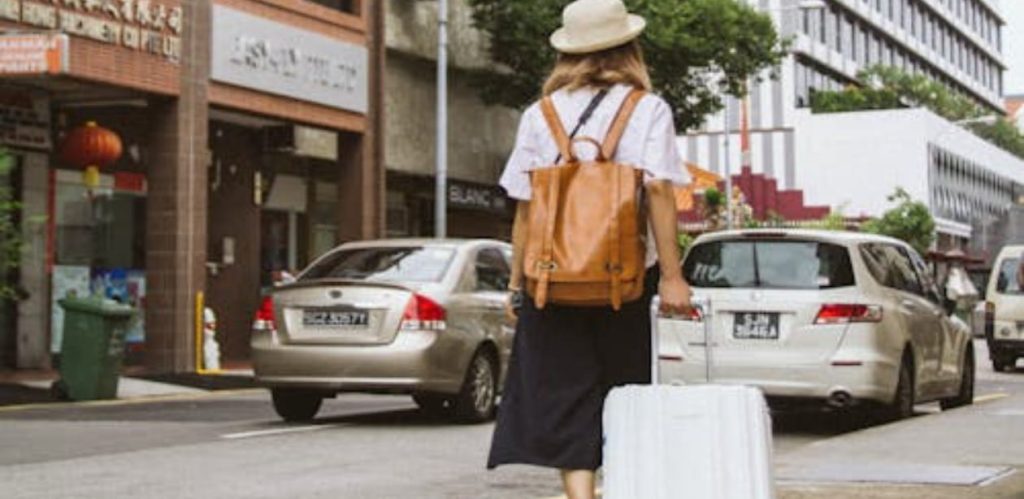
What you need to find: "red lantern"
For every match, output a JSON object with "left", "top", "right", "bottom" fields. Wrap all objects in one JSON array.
[{"left": 60, "top": 121, "right": 123, "bottom": 188}]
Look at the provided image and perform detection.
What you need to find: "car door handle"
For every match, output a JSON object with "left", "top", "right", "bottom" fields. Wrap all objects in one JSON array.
[{"left": 901, "top": 299, "right": 919, "bottom": 309}]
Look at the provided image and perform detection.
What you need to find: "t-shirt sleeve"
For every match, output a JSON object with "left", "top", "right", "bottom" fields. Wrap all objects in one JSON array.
[
  {"left": 641, "top": 97, "right": 691, "bottom": 186},
  {"left": 499, "top": 106, "right": 540, "bottom": 201}
]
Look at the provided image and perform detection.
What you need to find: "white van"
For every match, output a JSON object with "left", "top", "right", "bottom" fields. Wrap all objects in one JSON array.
[{"left": 985, "top": 245, "right": 1024, "bottom": 371}]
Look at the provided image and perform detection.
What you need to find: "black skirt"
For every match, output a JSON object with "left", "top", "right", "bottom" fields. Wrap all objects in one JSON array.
[{"left": 487, "top": 268, "right": 658, "bottom": 471}]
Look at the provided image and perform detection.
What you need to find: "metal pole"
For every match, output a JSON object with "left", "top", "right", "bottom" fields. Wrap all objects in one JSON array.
[
  {"left": 435, "top": 0, "right": 448, "bottom": 238},
  {"left": 724, "top": 95, "right": 733, "bottom": 230}
]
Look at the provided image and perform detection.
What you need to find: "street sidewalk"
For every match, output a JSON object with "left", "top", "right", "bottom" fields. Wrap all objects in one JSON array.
[{"left": 0, "top": 364, "right": 257, "bottom": 408}]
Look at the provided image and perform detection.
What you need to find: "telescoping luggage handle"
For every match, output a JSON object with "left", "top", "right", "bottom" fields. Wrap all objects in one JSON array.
[{"left": 650, "top": 296, "right": 712, "bottom": 384}]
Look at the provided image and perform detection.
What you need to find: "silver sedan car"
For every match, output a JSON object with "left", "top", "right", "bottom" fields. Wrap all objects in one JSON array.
[{"left": 252, "top": 239, "right": 514, "bottom": 423}]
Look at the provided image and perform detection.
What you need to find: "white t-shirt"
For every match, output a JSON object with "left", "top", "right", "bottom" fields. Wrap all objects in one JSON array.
[{"left": 499, "top": 83, "right": 691, "bottom": 267}]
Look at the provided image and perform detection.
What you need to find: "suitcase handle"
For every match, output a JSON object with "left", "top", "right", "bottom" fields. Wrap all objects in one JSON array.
[{"left": 650, "top": 296, "right": 711, "bottom": 384}]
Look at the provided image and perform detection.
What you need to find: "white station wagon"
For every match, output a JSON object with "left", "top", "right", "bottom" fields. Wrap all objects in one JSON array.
[{"left": 658, "top": 229, "right": 975, "bottom": 420}]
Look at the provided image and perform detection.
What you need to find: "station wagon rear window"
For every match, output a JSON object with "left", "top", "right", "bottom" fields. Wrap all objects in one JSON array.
[
  {"left": 683, "top": 240, "right": 855, "bottom": 289},
  {"left": 302, "top": 247, "right": 455, "bottom": 283}
]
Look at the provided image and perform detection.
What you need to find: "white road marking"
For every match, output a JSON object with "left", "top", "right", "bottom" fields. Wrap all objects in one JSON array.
[
  {"left": 974, "top": 393, "right": 1009, "bottom": 404},
  {"left": 220, "top": 423, "right": 348, "bottom": 440}
]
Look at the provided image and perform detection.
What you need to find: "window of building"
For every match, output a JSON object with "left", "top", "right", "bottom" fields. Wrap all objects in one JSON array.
[
  {"left": 307, "top": 0, "right": 359, "bottom": 14},
  {"left": 819, "top": 8, "right": 828, "bottom": 45}
]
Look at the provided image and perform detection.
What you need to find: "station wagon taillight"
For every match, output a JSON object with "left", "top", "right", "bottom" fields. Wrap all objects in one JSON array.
[
  {"left": 400, "top": 294, "right": 447, "bottom": 331},
  {"left": 673, "top": 306, "right": 704, "bottom": 322},
  {"left": 814, "top": 304, "right": 882, "bottom": 325},
  {"left": 253, "top": 296, "right": 276, "bottom": 331}
]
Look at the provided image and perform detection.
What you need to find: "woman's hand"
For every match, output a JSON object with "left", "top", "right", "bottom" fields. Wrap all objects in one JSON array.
[
  {"left": 505, "top": 290, "right": 523, "bottom": 322},
  {"left": 658, "top": 274, "right": 693, "bottom": 316}
]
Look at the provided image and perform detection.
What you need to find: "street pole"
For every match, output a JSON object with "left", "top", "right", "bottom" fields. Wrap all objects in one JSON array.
[
  {"left": 435, "top": 0, "right": 448, "bottom": 238},
  {"left": 724, "top": 95, "right": 733, "bottom": 230}
]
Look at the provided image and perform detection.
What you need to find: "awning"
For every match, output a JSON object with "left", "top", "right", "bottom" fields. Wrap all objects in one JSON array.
[{"left": 674, "top": 163, "right": 722, "bottom": 212}]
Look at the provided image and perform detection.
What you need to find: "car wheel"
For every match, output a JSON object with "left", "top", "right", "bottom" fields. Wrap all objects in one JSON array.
[
  {"left": 271, "top": 388, "right": 323, "bottom": 423},
  {"left": 413, "top": 393, "right": 451, "bottom": 415},
  {"left": 883, "top": 354, "right": 915, "bottom": 422},
  {"left": 940, "top": 348, "right": 975, "bottom": 410},
  {"left": 452, "top": 351, "right": 498, "bottom": 424},
  {"left": 992, "top": 355, "right": 1009, "bottom": 372}
]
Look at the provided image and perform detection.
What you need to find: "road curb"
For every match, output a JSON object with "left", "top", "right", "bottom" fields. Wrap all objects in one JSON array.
[{"left": 0, "top": 387, "right": 264, "bottom": 414}]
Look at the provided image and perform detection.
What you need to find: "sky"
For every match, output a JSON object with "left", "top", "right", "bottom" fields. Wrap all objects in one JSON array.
[{"left": 1004, "top": 1, "right": 1024, "bottom": 96}]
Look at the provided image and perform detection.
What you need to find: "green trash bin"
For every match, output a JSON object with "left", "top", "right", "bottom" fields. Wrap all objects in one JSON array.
[{"left": 55, "top": 296, "right": 135, "bottom": 401}]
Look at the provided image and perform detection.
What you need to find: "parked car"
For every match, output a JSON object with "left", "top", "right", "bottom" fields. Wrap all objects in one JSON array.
[
  {"left": 658, "top": 229, "right": 975, "bottom": 420},
  {"left": 252, "top": 239, "right": 514, "bottom": 423},
  {"left": 984, "top": 245, "right": 1024, "bottom": 372}
]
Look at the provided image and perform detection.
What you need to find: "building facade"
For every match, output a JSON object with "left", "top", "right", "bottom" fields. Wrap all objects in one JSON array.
[
  {"left": 681, "top": 0, "right": 1012, "bottom": 250},
  {"left": 792, "top": 107, "right": 1024, "bottom": 259},
  {"left": 383, "top": 0, "right": 519, "bottom": 240},
  {"left": 0, "top": 0, "right": 384, "bottom": 372}
]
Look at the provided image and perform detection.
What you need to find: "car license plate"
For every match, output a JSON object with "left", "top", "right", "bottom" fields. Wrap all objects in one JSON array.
[
  {"left": 733, "top": 312, "right": 780, "bottom": 340},
  {"left": 303, "top": 309, "right": 370, "bottom": 328}
]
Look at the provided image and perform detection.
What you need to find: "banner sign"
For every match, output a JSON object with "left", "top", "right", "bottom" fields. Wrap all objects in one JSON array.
[
  {"left": 0, "top": 0, "right": 183, "bottom": 62},
  {"left": 0, "top": 33, "right": 68, "bottom": 75}
]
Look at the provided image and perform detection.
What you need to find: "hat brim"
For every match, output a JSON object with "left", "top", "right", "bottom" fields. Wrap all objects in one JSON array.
[{"left": 550, "top": 15, "right": 646, "bottom": 55}]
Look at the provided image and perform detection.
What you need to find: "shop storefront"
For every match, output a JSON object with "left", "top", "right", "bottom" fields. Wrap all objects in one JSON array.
[
  {"left": 203, "top": 2, "right": 378, "bottom": 362},
  {"left": 386, "top": 171, "right": 513, "bottom": 240},
  {"left": 1, "top": 0, "right": 383, "bottom": 372},
  {"left": 0, "top": 4, "right": 184, "bottom": 369}
]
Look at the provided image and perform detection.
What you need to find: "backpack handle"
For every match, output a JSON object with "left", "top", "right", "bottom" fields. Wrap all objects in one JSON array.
[{"left": 571, "top": 137, "right": 607, "bottom": 162}]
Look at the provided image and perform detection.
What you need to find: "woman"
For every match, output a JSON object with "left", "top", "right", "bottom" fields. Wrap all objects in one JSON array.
[{"left": 486, "top": 0, "right": 694, "bottom": 497}]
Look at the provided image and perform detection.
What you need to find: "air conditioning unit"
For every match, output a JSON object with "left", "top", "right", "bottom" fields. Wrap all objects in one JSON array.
[{"left": 263, "top": 125, "right": 339, "bottom": 161}]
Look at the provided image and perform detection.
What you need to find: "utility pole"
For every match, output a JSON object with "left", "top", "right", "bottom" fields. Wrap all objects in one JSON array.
[
  {"left": 435, "top": 0, "right": 448, "bottom": 238},
  {"left": 724, "top": 95, "right": 733, "bottom": 230}
]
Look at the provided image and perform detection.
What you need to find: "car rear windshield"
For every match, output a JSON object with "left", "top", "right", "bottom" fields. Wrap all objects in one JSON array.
[
  {"left": 995, "top": 258, "right": 1024, "bottom": 295},
  {"left": 683, "top": 239, "right": 855, "bottom": 289},
  {"left": 302, "top": 247, "right": 456, "bottom": 283}
]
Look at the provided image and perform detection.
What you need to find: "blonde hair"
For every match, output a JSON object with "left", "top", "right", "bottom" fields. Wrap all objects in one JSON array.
[{"left": 542, "top": 41, "right": 653, "bottom": 95}]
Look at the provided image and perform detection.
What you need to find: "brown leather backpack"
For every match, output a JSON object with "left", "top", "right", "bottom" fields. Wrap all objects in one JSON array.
[{"left": 525, "top": 89, "right": 646, "bottom": 311}]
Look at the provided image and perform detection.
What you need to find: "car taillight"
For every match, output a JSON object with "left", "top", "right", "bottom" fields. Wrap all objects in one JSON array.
[
  {"left": 673, "top": 306, "right": 704, "bottom": 322},
  {"left": 400, "top": 294, "right": 447, "bottom": 331},
  {"left": 253, "top": 296, "right": 276, "bottom": 330},
  {"left": 814, "top": 304, "right": 882, "bottom": 325}
]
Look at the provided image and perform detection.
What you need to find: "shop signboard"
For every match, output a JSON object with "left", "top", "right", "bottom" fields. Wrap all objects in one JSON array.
[
  {"left": 0, "top": 90, "right": 51, "bottom": 150},
  {"left": 0, "top": 33, "right": 68, "bottom": 75},
  {"left": 448, "top": 181, "right": 509, "bottom": 214},
  {"left": 0, "top": 0, "right": 183, "bottom": 62},
  {"left": 211, "top": 4, "right": 368, "bottom": 114}
]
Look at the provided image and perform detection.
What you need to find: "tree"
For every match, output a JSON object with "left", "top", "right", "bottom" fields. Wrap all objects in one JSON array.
[
  {"left": 811, "top": 65, "right": 1024, "bottom": 160},
  {"left": 466, "top": 0, "right": 788, "bottom": 130},
  {"left": 862, "top": 188, "right": 936, "bottom": 256},
  {"left": 0, "top": 148, "right": 23, "bottom": 300}
]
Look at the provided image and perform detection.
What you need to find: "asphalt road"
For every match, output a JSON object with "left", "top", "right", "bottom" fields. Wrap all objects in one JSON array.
[{"left": 1, "top": 339, "right": 1022, "bottom": 499}]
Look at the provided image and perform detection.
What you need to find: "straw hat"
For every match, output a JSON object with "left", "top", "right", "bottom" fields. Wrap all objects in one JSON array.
[{"left": 550, "top": 0, "right": 646, "bottom": 54}]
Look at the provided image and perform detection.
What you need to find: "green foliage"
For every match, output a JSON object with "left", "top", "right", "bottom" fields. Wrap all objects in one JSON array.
[
  {"left": 861, "top": 188, "right": 936, "bottom": 256},
  {"left": 466, "top": 0, "right": 788, "bottom": 130},
  {"left": 810, "top": 66, "right": 1024, "bottom": 160},
  {"left": 701, "top": 187, "right": 725, "bottom": 229},
  {"left": 0, "top": 148, "right": 23, "bottom": 301},
  {"left": 816, "top": 211, "right": 847, "bottom": 231},
  {"left": 677, "top": 232, "right": 694, "bottom": 256},
  {"left": 966, "top": 119, "right": 1024, "bottom": 159}
]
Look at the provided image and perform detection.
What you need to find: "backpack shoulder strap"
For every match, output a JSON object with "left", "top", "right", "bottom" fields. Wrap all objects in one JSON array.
[
  {"left": 601, "top": 89, "right": 646, "bottom": 160},
  {"left": 540, "top": 97, "right": 574, "bottom": 164}
]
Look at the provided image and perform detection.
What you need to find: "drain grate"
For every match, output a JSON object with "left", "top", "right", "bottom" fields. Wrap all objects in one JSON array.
[{"left": 777, "top": 462, "right": 1014, "bottom": 486}]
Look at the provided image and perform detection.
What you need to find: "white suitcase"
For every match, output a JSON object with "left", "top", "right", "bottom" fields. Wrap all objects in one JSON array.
[{"left": 602, "top": 297, "right": 775, "bottom": 499}]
